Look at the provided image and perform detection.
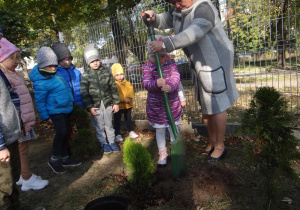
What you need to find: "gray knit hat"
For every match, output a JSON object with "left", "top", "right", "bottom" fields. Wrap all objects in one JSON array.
[
  {"left": 36, "top": 47, "right": 58, "bottom": 69},
  {"left": 84, "top": 43, "right": 100, "bottom": 65},
  {"left": 147, "top": 35, "right": 167, "bottom": 56}
]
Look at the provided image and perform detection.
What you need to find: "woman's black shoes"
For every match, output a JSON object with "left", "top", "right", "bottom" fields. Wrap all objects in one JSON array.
[
  {"left": 200, "top": 147, "right": 214, "bottom": 156},
  {"left": 207, "top": 147, "right": 227, "bottom": 163}
]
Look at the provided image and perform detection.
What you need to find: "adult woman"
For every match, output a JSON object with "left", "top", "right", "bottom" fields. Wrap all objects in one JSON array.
[{"left": 143, "top": 0, "right": 239, "bottom": 162}]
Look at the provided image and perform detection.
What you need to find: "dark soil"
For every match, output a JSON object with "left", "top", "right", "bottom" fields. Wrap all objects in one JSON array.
[{"left": 19, "top": 122, "right": 300, "bottom": 210}]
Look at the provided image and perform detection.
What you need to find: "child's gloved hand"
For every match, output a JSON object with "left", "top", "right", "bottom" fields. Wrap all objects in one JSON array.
[
  {"left": 157, "top": 78, "right": 166, "bottom": 88},
  {"left": 161, "top": 84, "right": 171, "bottom": 93},
  {"left": 112, "top": 104, "right": 119, "bottom": 113},
  {"left": 89, "top": 107, "right": 99, "bottom": 116}
]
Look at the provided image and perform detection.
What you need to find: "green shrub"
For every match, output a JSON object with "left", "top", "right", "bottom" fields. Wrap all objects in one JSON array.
[
  {"left": 69, "top": 104, "right": 98, "bottom": 159},
  {"left": 123, "top": 137, "right": 156, "bottom": 186},
  {"left": 70, "top": 104, "right": 92, "bottom": 130},
  {"left": 241, "top": 86, "right": 299, "bottom": 205},
  {"left": 70, "top": 128, "right": 99, "bottom": 159}
]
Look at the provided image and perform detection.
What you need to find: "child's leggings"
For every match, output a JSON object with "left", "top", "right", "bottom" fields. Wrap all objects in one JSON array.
[
  {"left": 19, "top": 141, "right": 32, "bottom": 180},
  {"left": 155, "top": 126, "right": 179, "bottom": 149}
]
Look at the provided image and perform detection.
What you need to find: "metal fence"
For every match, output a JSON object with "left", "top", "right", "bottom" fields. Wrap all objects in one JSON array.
[{"left": 71, "top": 0, "right": 299, "bottom": 126}]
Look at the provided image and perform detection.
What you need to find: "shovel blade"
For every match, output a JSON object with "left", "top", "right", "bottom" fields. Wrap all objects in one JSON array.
[{"left": 170, "top": 134, "right": 186, "bottom": 179}]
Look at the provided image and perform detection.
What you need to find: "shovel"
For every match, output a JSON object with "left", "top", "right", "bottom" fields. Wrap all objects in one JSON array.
[{"left": 142, "top": 13, "right": 186, "bottom": 179}]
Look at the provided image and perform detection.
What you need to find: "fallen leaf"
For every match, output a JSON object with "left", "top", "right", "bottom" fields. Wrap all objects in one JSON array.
[{"left": 105, "top": 185, "right": 112, "bottom": 190}]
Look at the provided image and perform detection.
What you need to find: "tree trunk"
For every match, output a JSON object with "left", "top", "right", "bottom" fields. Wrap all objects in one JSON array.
[
  {"left": 110, "top": 15, "right": 126, "bottom": 65},
  {"left": 275, "top": 0, "right": 288, "bottom": 68},
  {"left": 123, "top": 16, "right": 146, "bottom": 66}
]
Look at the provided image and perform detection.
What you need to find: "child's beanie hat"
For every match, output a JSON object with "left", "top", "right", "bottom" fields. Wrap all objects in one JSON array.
[
  {"left": 111, "top": 63, "right": 124, "bottom": 77},
  {"left": 36, "top": 47, "right": 58, "bottom": 69},
  {"left": 147, "top": 35, "right": 167, "bottom": 56},
  {"left": 0, "top": 38, "right": 20, "bottom": 62},
  {"left": 51, "top": 43, "right": 73, "bottom": 62},
  {"left": 84, "top": 43, "right": 100, "bottom": 65}
]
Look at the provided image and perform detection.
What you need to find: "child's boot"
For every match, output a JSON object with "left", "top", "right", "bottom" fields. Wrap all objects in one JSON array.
[
  {"left": 48, "top": 159, "right": 66, "bottom": 174},
  {"left": 158, "top": 147, "right": 168, "bottom": 167},
  {"left": 61, "top": 156, "right": 82, "bottom": 167}
]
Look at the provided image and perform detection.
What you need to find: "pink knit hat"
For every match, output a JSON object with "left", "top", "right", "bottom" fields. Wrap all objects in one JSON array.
[{"left": 0, "top": 38, "right": 20, "bottom": 62}]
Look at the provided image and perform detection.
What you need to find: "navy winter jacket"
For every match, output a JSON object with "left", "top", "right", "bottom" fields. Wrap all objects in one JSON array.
[{"left": 29, "top": 65, "right": 74, "bottom": 120}]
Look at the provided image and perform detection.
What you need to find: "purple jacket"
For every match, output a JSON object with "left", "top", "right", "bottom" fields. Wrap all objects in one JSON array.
[{"left": 142, "top": 58, "right": 182, "bottom": 125}]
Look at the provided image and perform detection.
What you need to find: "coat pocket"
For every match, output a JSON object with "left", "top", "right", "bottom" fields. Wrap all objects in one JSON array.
[
  {"left": 55, "top": 97, "right": 68, "bottom": 108},
  {"left": 198, "top": 66, "right": 227, "bottom": 94}
]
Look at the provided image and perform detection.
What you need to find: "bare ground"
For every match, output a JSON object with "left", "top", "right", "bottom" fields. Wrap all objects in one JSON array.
[{"left": 19, "top": 122, "right": 300, "bottom": 210}]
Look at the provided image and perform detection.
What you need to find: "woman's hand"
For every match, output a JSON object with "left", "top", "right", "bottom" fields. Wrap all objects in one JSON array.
[
  {"left": 89, "top": 107, "right": 99, "bottom": 116},
  {"left": 157, "top": 78, "right": 166, "bottom": 88},
  {"left": 149, "top": 40, "right": 164, "bottom": 53},
  {"left": 142, "top": 10, "right": 155, "bottom": 22}
]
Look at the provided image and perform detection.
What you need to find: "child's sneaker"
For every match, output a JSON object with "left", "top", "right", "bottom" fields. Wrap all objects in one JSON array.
[
  {"left": 61, "top": 157, "right": 82, "bottom": 167},
  {"left": 102, "top": 143, "right": 113, "bottom": 154},
  {"left": 16, "top": 176, "right": 24, "bottom": 185},
  {"left": 109, "top": 142, "right": 121, "bottom": 152},
  {"left": 48, "top": 159, "right": 66, "bottom": 174},
  {"left": 115, "top": 134, "right": 123, "bottom": 142},
  {"left": 16, "top": 174, "right": 42, "bottom": 186},
  {"left": 158, "top": 147, "right": 168, "bottom": 166},
  {"left": 129, "top": 131, "right": 139, "bottom": 139},
  {"left": 21, "top": 174, "right": 49, "bottom": 191}
]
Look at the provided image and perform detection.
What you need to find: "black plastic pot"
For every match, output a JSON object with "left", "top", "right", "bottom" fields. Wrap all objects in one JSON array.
[{"left": 84, "top": 196, "right": 128, "bottom": 210}]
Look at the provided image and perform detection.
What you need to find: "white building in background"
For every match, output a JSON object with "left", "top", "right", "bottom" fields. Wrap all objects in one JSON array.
[{"left": 16, "top": 56, "right": 36, "bottom": 72}]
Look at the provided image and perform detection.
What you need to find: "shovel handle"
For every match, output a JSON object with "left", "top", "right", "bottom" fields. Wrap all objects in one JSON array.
[
  {"left": 142, "top": 13, "right": 156, "bottom": 39},
  {"left": 142, "top": 11, "right": 178, "bottom": 139}
]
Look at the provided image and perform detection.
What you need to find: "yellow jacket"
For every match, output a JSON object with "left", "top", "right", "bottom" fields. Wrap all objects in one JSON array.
[{"left": 115, "top": 79, "right": 134, "bottom": 109}]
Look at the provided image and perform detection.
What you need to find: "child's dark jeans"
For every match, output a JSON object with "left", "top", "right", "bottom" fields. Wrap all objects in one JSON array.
[
  {"left": 50, "top": 113, "right": 70, "bottom": 159},
  {"left": 113, "top": 108, "right": 134, "bottom": 136}
]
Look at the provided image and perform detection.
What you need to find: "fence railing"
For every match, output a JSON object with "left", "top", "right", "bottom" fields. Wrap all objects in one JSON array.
[{"left": 70, "top": 0, "right": 299, "bottom": 126}]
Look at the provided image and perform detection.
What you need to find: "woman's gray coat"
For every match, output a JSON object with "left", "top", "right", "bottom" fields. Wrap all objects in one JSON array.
[{"left": 152, "top": 0, "right": 239, "bottom": 114}]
